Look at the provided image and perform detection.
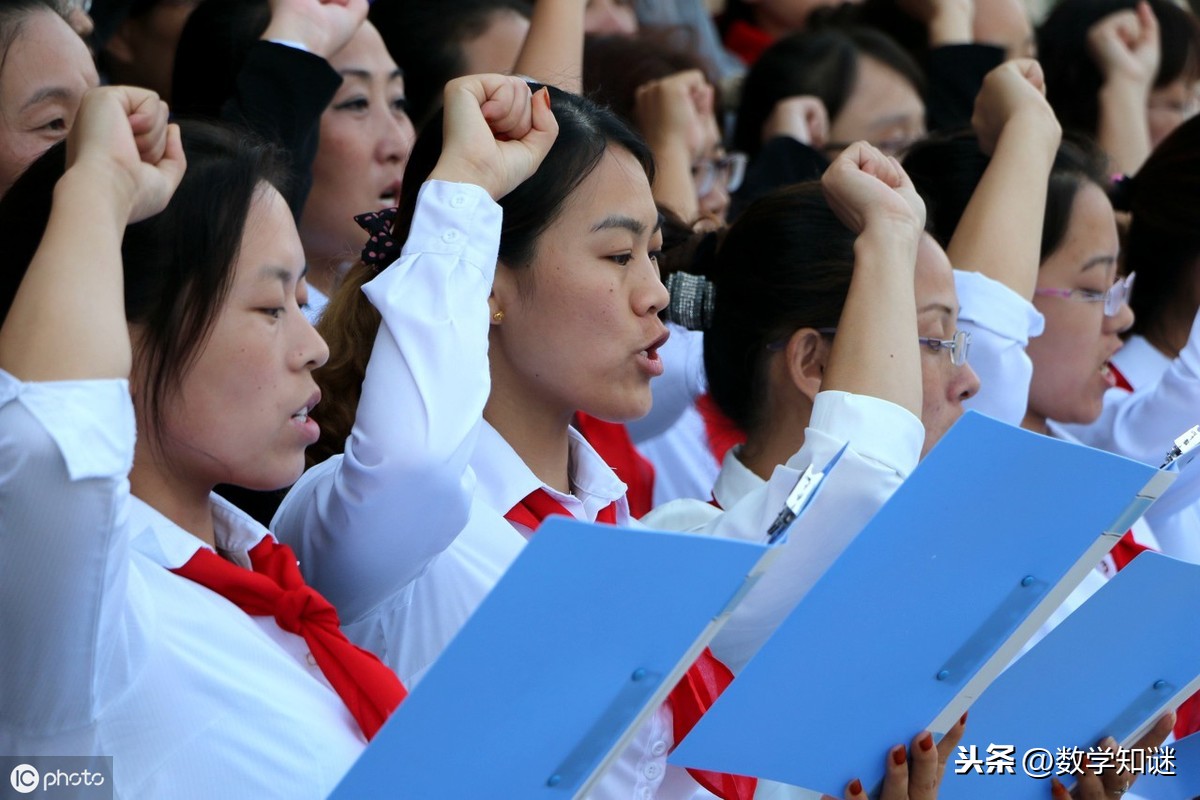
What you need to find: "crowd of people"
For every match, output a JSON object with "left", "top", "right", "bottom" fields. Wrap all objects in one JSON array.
[{"left": 2, "top": 0, "right": 1200, "bottom": 797}]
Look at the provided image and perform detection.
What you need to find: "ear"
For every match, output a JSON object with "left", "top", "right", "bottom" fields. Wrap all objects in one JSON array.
[
  {"left": 783, "top": 328, "right": 828, "bottom": 403},
  {"left": 489, "top": 260, "right": 518, "bottom": 324}
]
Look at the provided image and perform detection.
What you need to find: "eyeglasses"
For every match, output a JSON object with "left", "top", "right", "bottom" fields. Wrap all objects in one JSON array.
[
  {"left": 692, "top": 152, "right": 748, "bottom": 196},
  {"left": 767, "top": 327, "right": 972, "bottom": 367},
  {"left": 1034, "top": 272, "right": 1135, "bottom": 317},
  {"left": 65, "top": 0, "right": 92, "bottom": 11}
]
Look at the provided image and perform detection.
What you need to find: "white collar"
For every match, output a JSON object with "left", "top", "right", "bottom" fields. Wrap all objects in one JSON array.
[
  {"left": 712, "top": 446, "right": 765, "bottom": 510},
  {"left": 129, "top": 492, "right": 274, "bottom": 571},
  {"left": 471, "top": 420, "right": 629, "bottom": 522},
  {"left": 1110, "top": 334, "right": 1171, "bottom": 391}
]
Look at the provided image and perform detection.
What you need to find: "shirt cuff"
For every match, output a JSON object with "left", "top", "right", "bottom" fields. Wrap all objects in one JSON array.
[
  {"left": 955, "top": 270, "right": 1045, "bottom": 343},
  {"left": 805, "top": 390, "right": 923, "bottom": 478},
  {"left": 394, "top": 181, "right": 502, "bottom": 280},
  {"left": 0, "top": 371, "right": 134, "bottom": 481}
]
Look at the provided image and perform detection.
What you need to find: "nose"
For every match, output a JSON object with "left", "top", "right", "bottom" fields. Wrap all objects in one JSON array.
[
  {"left": 957, "top": 362, "right": 981, "bottom": 402},
  {"left": 1103, "top": 300, "right": 1135, "bottom": 337},
  {"left": 700, "top": 183, "right": 731, "bottom": 223},
  {"left": 296, "top": 316, "right": 330, "bottom": 371},
  {"left": 376, "top": 107, "right": 416, "bottom": 167},
  {"left": 637, "top": 254, "right": 670, "bottom": 316}
]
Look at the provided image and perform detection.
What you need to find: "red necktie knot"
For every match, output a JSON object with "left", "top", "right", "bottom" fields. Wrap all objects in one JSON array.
[{"left": 273, "top": 586, "right": 327, "bottom": 634}]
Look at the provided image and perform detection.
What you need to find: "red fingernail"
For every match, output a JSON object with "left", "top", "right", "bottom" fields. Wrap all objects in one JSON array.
[
  {"left": 959, "top": 711, "right": 969, "bottom": 726},
  {"left": 919, "top": 733, "right": 934, "bottom": 752},
  {"left": 848, "top": 778, "right": 863, "bottom": 796},
  {"left": 1051, "top": 778, "right": 1069, "bottom": 798},
  {"left": 892, "top": 744, "right": 907, "bottom": 766}
]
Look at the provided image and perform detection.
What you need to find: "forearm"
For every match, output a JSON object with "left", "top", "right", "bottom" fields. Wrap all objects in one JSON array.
[
  {"left": 946, "top": 116, "right": 1058, "bottom": 300},
  {"left": 0, "top": 167, "right": 133, "bottom": 382},
  {"left": 648, "top": 138, "right": 700, "bottom": 223},
  {"left": 513, "top": 0, "right": 583, "bottom": 93},
  {"left": 1098, "top": 79, "right": 1152, "bottom": 175},
  {"left": 823, "top": 226, "right": 922, "bottom": 417}
]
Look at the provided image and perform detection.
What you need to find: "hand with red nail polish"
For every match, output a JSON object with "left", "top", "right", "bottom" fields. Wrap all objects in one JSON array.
[
  {"left": 839, "top": 719, "right": 967, "bottom": 800},
  {"left": 1063, "top": 711, "right": 1174, "bottom": 799}
]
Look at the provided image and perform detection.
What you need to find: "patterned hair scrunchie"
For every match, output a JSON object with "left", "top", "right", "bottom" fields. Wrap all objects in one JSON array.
[{"left": 355, "top": 207, "right": 401, "bottom": 270}]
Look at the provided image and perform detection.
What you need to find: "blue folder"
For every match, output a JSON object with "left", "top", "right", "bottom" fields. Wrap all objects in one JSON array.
[
  {"left": 941, "top": 553, "right": 1200, "bottom": 800},
  {"left": 670, "top": 411, "right": 1166, "bottom": 796},
  {"left": 328, "top": 517, "right": 773, "bottom": 799},
  {"left": 1134, "top": 731, "right": 1200, "bottom": 800}
]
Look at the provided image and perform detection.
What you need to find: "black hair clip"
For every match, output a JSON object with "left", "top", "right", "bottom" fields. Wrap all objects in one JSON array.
[
  {"left": 665, "top": 272, "right": 717, "bottom": 331},
  {"left": 354, "top": 207, "right": 401, "bottom": 270}
]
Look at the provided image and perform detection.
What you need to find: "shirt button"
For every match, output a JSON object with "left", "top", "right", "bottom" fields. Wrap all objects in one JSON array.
[
  {"left": 442, "top": 229, "right": 460, "bottom": 244},
  {"left": 450, "top": 194, "right": 467, "bottom": 208},
  {"left": 650, "top": 740, "right": 668, "bottom": 757},
  {"left": 643, "top": 762, "right": 662, "bottom": 781},
  {"left": 305, "top": 652, "right": 317, "bottom": 667}
]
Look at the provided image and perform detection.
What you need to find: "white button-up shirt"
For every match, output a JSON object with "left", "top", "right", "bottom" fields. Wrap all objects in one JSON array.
[{"left": 0, "top": 373, "right": 365, "bottom": 799}]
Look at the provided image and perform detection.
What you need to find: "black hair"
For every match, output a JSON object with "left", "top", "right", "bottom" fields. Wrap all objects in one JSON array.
[
  {"left": 0, "top": 120, "right": 290, "bottom": 434},
  {"left": 170, "top": 0, "right": 270, "bottom": 119},
  {"left": 368, "top": 0, "right": 533, "bottom": 129},
  {"left": 1123, "top": 114, "right": 1200, "bottom": 339},
  {"left": 903, "top": 131, "right": 1109, "bottom": 263},
  {"left": 1038, "top": 0, "right": 1200, "bottom": 137},
  {"left": 733, "top": 26, "right": 925, "bottom": 158},
  {"left": 703, "top": 182, "right": 855, "bottom": 434}
]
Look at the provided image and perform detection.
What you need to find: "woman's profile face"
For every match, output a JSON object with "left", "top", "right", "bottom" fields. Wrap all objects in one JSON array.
[
  {"left": 915, "top": 234, "right": 980, "bottom": 457},
  {"left": 1028, "top": 182, "right": 1133, "bottom": 427},
  {"left": 827, "top": 55, "right": 925, "bottom": 158},
  {"left": 153, "top": 185, "right": 330, "bottom": 493},
  {"left": 489, "top": 146, "right": 670, "bottom": 423},
  {"left": 1148, "top": 78, "right": 1200, "bottom": 149},
  {"left": 0, "top": 10, "right": 97, "bottom": 198},
  {"left": 300, "top": 22, "right": 415, "bottom": 274}
]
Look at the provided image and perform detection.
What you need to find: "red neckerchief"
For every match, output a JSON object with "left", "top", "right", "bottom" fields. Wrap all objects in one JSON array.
[
  {"left": 504, "top": 489, "right": 757, "bottom": 800},
  {"left": 172, "top": 538, "right": 407, "bottom": 740},
  {"left": 573, "top": 413, "right": 656, "bottom": 519}
]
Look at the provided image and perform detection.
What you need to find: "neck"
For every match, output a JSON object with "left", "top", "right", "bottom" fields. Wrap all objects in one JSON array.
[
  {"left": 485, "top": 358, "right": 574, "bottom": 494},
  {"left": 737, "top": 399, "right": 812, "bottom": 482},
  {"left": 1021, "top": 409, "right": 1051, "bottom": 437},
  {"left": 130, "top": 438, "right": 217, "bottom": 548}
]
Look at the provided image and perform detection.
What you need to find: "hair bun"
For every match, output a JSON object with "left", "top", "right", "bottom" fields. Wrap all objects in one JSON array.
[{"left": 665, "top": 272, "right": 716, "bottom": 331}]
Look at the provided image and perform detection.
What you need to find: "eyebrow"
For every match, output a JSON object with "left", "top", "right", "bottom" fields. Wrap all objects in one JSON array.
[
  {"left": 1081, "top": 255, "right": 1118, "bottom": 272},
  {"left": 21, "top": 86, "right": 76, "bottom": 113},
  {"left": 918, "top": 302, "right": 956, "bottom": 317},
  {"left": 591, "top": 213, "right": 664, "bottom": 236},
  {"left": 258, "top": 265, "right": 307, "bottom": 285},
  {"left": 338, "top": 68, "right": 405, "bottom": 82}
]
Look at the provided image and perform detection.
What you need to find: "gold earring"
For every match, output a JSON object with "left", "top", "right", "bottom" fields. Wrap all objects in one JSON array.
[{"left": 492, "top": 310, "right": 505, "bottom": 322}]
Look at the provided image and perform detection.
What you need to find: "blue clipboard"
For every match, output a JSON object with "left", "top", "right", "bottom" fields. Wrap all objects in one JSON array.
[
  {"left": 328, "top": 517, "right": 772, "bottom": 799},
  {"left": 941, "top": 552, "right": 1200, "bottom": 800},
  {"left": 1133, "top": 731, "right": 1200, "bottom": 800},
  {"left": 671, "top": 411, "right": 1166, "bottom": 796}
]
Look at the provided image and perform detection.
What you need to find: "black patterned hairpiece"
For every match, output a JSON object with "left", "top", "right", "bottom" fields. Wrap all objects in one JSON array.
[{"left": 355, "top": 207, "right": 401, "bottom": 270}]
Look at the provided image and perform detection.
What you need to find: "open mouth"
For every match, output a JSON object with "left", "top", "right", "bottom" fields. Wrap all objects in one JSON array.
[{"left": 292, "top": 390, "right": 321, "bottom": 423}]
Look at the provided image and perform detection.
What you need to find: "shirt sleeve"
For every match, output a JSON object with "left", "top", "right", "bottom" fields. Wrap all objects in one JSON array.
[
  {"left": 0, "top": 372, "right": 138, "bottom": 734},
  {"left": 273, "top": 180, "right": 499, "bottom": 624},
  {"left": 699, "top": 390, "right": 923, "bottom": 672},
  {"left": 956, "top": 269, "right": 1045, "bottom": 426}
]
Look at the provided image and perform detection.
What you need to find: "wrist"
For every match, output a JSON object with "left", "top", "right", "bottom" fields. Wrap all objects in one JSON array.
[
  {"left": 262, "top": 18, "right": 332, "bottom": 58},
  {"left": 56, "top": 162, "right": 137, "bottom": 227},
  {"left": 1101, "top": 74, "right": 1152, "bottom": 103},
  {"left": 854, "top": 222, "right": 921, "bottom": 267}
]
